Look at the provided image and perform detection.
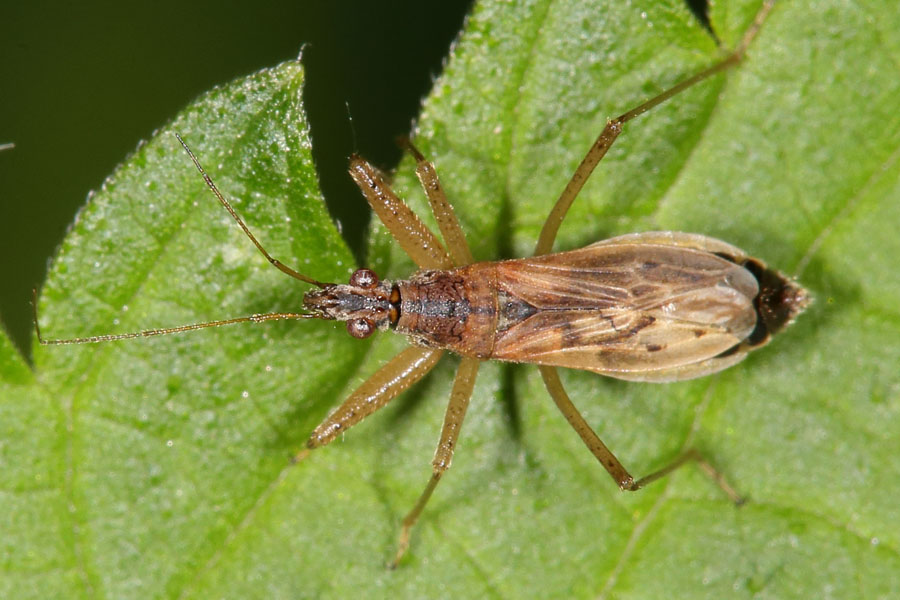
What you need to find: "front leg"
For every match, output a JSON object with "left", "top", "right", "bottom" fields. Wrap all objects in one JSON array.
[
  {"left": 307, "top": 346, "right": 444, "bottom": 448},
  {"left": 401, "top": 139, "right": 474, "bottom": 267},
  {"left": 348, "top": 156, "right": 453, "bottom": 270}
]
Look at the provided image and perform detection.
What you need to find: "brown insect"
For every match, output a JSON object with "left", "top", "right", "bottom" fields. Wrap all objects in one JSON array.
[{"left": 35, "top": 0, "right": 807, "bottom": 566}]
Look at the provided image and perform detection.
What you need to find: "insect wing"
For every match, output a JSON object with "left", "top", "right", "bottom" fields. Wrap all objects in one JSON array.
[{"left": 491, "top": 242, "right": 759, "bottom": 381}]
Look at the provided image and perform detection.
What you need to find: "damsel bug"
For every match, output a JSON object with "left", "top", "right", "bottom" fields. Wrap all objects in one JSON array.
[{"left": 35, "top": 0, "right": 807, "bottom": 566}]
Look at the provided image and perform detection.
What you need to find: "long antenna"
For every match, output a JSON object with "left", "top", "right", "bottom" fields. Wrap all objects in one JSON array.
[
  {"left": 32, "top": 289, "right": 319, "bottom": 345},
  {"left": 175, "top": 133, "right": 330, "bottom": 289},
  {"left": 33, "top": 135, "right": 337, "bottom": 345}
]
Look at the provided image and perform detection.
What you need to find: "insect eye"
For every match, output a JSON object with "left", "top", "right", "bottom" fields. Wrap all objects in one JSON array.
[
  {"left": 347, "top": 318, "right": 375, "bottom": 339},
  {"left": 349, "top": 268, "right": 378, "bottom": 289}
]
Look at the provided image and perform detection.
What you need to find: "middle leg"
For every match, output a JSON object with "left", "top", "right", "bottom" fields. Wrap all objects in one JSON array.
[{"left": 390, "top": 356, "right": 481, "bottom": 568}]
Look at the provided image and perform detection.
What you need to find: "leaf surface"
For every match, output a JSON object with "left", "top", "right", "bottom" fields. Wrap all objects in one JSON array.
[{"left": 4, "top": 1, "right": 900, "bottom": 598}]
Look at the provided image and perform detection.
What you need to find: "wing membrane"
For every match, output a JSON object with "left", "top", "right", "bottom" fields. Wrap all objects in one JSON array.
[{"left": 491, "top": 242, "right": 759, "bottom": 379}]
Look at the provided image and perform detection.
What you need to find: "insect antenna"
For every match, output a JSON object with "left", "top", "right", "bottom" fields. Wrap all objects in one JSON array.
[
  {"left": 344, "top": 101, "right": 359, "bottom": 155},
  {"left": 33, "top": 135, "right": 340, "bottom": 346},
  {"left": 175, "top": 133, "right": 330, "bottom": 289},
  {"left": 32, "top": 289, "right": 320, "bottom": 346}
]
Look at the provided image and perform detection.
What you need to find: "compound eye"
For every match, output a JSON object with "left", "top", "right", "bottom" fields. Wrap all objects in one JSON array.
[
  {"left": 349, "top": 268, "right": 378, "bottom": 289},
  {"left": 347, "top": 318, "right": 375, "bottom": 339}
]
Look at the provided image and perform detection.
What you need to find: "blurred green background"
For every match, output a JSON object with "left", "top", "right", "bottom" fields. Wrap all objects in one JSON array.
[{"left": 0, "top": 1, "right": 472, "bottom": 356}]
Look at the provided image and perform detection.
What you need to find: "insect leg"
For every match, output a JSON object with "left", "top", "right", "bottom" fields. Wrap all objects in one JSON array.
[
  {"left": 539, "top": 366, "right": 634, "bottom": 487},
  {"left": 306, "top": 346, "right": 444, "bottom": 448},
  {"left": 628, "top": 448, "right": 743, "bottom": 504},
  {"left": 348, "top": 155, "right": 453, "bottom": 270},
  {"left": 534, "top": 0, "right": 776, "bottom": 256},
  {"left": 539, "top": 366, "right": 743, "bottom": 502},
  {"left": 390, "top": 356, "right": 480, "bottom": 568},
  {"left": 401, "top": 139, "right": 474, "bottom": 267}
]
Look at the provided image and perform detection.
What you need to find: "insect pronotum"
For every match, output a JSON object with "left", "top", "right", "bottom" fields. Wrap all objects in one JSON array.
[{"left": 35, "top": 0, "right": 807, "bottom": 566}]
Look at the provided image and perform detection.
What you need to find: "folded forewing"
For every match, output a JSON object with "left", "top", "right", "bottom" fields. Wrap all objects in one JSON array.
[{"left": 491, "top": 242, "right": 759, "bottom": 378}]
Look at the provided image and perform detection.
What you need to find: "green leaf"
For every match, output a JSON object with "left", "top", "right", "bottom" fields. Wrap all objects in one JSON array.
[
  {"left": 4, "top": 0, "right": 900, "bottom": 598},
  {"left": 20, "top": 61, "right": 368, "bottom": 597}
]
